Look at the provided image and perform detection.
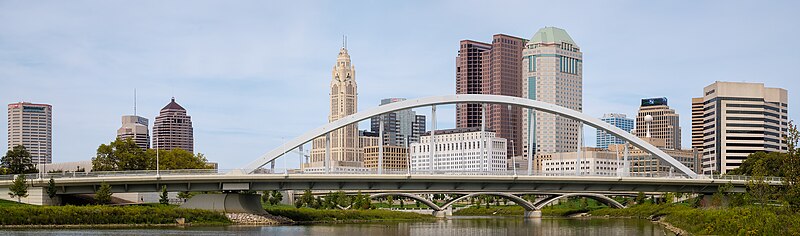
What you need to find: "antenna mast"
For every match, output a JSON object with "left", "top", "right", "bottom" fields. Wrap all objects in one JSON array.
[{"left": 134, "top": 88, "right": 137, "bottom": 116}]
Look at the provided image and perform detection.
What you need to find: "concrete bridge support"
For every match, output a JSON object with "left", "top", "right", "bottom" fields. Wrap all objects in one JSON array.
[
  {"left": 180, "top": 193, "right": 267, "bottom": 214},
  {"left": 431, "top": 205, "right": 453, "bottom": 218},
  {"left": 524, "top": 210, "right": 542, "bottom": 218}
]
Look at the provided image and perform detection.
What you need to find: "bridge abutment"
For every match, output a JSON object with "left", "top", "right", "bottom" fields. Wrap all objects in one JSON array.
[{"left": 524, "top": 210, "right": 542, "bottom": 218}]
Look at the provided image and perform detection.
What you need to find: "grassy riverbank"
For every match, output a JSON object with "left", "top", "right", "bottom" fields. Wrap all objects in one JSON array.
[
  {"left": 263, "top": 205, "right": 434, "bottom": 222},
  {"left": 0, "top": 204, "right": 230, "bottom": 226},
  {"left": 590, "top": 204, "right": 800, "bottom": 235}
]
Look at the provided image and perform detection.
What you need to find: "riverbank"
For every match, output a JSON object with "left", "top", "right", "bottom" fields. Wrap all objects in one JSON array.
[
  {"left": 263, "top": 205, "right": 435, "bottom": 223},
  {"left": 589, "top": 204, "right": 800, "bottom": 235},
  {"left": 0, "top": 204, "right": 231, "bottom": 226}
]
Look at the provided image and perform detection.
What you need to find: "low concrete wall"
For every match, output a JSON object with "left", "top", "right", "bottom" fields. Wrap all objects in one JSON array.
[{"left": 0, "top": 187, "right": 59, "bottom": 205}]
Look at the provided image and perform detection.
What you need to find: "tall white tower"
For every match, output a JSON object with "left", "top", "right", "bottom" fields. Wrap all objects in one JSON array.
[{"left": 308, "top": 46, "right": 362, "bottom": 169}]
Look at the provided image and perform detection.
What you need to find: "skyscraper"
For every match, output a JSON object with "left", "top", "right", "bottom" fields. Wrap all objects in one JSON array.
[
  {"left": 636, "top": 97, "right": 681, "bottom": 150},
  {"left": 522, "top": 27, "right": 583, "bottom": 157},
  {"left": 691, "top": 97, "right": 704, "bottom": 152},
  {"left": 693, "top": 81, "right": 788, "bottom": 174},
  {"left": 7, "top": 102, "right": 52, "bottom": 164},
  {"left": 456, "top": 34, "right": 526, "bottom": 157},
  {"left": 596, "top": 113, "right": 634, "bottom": 149},
  {"left": 117, "top": 115, "right": 150, "bottom": 149},
  {"left": 370, "top": 98, "right": 426, "bottom": 147},
  {"left": 152, "top": 98, "right": 193, "bottom": 152},
  {"left": 308, "top": 47, "right": 362, "bottom": 169}
]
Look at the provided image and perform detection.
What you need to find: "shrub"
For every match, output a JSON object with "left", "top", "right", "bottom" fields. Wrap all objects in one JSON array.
[{"left": 0, "top": 205, "right": 230, "bottom": 225}]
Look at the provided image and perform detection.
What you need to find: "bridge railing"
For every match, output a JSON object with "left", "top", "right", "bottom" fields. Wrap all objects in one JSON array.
[{"left": 0, "top": 168, "right": 783, "bottom": 183}]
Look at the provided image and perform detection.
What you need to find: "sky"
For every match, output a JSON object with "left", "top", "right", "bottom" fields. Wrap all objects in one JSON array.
[{"left": 1, "top": 0, "right": 798, "bottom": 170}]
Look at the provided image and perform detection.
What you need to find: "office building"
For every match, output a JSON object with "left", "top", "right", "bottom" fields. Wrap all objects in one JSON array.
[
  {"left": 456, "top": 34, "right": 526, "bottom": 157},
  {"left": 636, "top": 97, "right": 681, "bottom": 150},
  {"left": 691, "top": 97, "right": 704, "bottom": 152},
  {"left": 538, "top": 149, "right": 620, "bottom": 176},
  {"left": 410, "top": 127, "right": 507, "bottom": 172},
  {"left": 308, "top": 47, "right": 362, "bottom": 169},
  {"left": 7, "top": 102, "right": 52, "bottom": 164},
  {"left": 370, "top": 98, "right": 426, "bottom": 146},
  {"left": 596, "top": 113, "right": 634, "bottom": 149},
  {"left": 522, "top": 27, "right": 583, "bottom": 157},
  {"left": 608, "top": 139, "right": 700, "bottom": 177},
  {"left": 117, "top": 115, "right": 150, "bottom": 149},
  {"left": 693, "top": 81, "right": 788, "bottom": 174},
  {"left": 152, "top": 98, "right": 193, "bottom": 152},
  {"left": 362, "top": 146, "right": 409, "bottom": 171}
]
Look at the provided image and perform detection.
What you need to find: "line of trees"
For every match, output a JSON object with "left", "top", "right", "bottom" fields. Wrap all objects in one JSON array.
[
  {"left": 293, "top": 190, "right": 373, "bottom": 210},
  {"left": 92, "top": 138, "right": 211, "bottom": 171}
]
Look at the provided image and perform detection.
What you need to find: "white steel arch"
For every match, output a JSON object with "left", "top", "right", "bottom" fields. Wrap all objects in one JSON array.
[{"left": 243, "top": 94, "right": 699, "bottom": 179}]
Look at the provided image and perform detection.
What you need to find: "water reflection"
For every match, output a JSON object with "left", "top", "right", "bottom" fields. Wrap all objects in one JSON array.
[{"left": 3, "top": 217, "right": 672, "bottom": 236}]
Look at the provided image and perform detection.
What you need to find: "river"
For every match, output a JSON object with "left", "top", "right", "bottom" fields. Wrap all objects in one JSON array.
[{"left": 1, "top": 216, "right": 675, "bottom": 235}]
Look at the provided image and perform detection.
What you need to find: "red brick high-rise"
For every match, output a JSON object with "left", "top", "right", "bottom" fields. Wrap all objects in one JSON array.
[{"left": 456, "top": 34, "right": 526, "bottom": 157}]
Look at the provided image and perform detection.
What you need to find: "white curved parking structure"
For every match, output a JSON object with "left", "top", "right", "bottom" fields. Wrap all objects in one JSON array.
[{"left": 244, "top": 94, "right": 699, "bottom": 179}]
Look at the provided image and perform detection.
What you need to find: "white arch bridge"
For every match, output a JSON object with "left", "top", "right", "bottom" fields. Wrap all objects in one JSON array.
[
  {"left": 244, "top": 94, "right": 699, "bottom": 179},
  {"left": 368, "top": 192, "right": 625, "bottom": 217}
]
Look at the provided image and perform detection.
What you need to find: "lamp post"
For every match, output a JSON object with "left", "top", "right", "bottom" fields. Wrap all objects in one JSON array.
[{"left": 156, "top": 136, "right": 160, "bottom": 177}]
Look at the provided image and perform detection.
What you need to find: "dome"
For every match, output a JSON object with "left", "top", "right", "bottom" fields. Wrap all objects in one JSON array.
[{"left": 529, "top": 27, "right": 577, "bottom": 45}]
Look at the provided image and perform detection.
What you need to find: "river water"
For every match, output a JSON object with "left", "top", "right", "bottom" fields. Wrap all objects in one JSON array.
[{"left": 2, "top": 216, "right": 674, "bottom": 236}]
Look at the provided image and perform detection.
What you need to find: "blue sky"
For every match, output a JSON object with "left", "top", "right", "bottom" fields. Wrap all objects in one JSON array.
[{"left": 1, "top": 0, "right": 798, "bottom": 169}]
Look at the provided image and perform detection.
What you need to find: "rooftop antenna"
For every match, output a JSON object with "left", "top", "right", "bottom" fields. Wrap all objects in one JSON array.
[{"left": 133, "top": 88, "right": 137, "bottom": 116}]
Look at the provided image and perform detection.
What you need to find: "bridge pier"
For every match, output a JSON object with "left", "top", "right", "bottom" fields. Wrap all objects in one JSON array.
[
  {"left": 524, "top": 210, "right": 542, "bottom": 218},
  {"left": 432, "top": 210, "right": 446, "bottom": 218}
]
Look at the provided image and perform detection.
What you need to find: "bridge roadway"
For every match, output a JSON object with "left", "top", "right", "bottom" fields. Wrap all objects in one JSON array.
[{"left": 1, "top": 170, "right": 774, "bottom": 195}]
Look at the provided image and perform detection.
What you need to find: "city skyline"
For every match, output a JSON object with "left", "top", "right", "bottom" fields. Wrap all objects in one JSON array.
[{"left": 1, "top": 1, "right": 798, "bottom": 169}]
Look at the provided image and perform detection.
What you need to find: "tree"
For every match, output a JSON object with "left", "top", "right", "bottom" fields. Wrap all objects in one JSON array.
[
  {"left": 177, "top": 191, "right": 194, "bottom": 202},
  {"left": 262, "top": 190, "right": 272, "bottom": 205},
  {"left": 1, "top": 145, "right": 36, "bottom": 174},
  {"left": 95, "top": 182, "right": 112, "bottom": 205},
  {"left": 746, "top": 160, "right": 774, "bottom": 205},
  {"left": 729, "top": 151, "right": 787, "bottom": 177},
  {"left": 270, "top": 190, "right": 283, "bottom": 205},
  {"left": 93, "top": 138, "right": 212, "bottom": 171},
  {"left": 783, "top": 121, "right": 800, "bottom": 208},
  {"left": 92, "top": 138, "right": 151, "bottom": 171},
  {"left": 159, "top": 185, "right": 169, "bottom": 204},
  {"left": 635, "top": 192, "right": 646, "bottom": 204},
  {"left": 47, "top": 177, "right": 57, "bottom": 200},
  {"left": 8, "top": 174, "right": 28, "bottom": 203},
  {"left": 387, "top": 195, "right": 394, "bottom": 208},
  {"left": 150, "top": 148, "right": 210, "bottom": 170},
  {"left": 300, "top": 190, "right": 314, "bottom": 208}
]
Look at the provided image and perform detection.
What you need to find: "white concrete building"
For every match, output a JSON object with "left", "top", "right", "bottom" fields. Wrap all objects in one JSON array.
[
  {"left": 693, "top": 81, "right": 788, "bottom": 174},
  {"left": 8, "top": 102, "right": 52, "bottom": 164},
  {"left": 410, "top": 127, "right": 507, "bottom": 172},
  {"left": 540, "top": 150, "right": 621, "bottom": 176}
]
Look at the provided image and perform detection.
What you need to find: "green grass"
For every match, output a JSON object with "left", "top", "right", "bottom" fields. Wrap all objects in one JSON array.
[
  {"left": 0, "top": 204, "right": 230, "bottom": 225},
  {"left": 263, "top": 205, "right": 434, "bottom": 222},
  {"left": 590, "top": 204, "right": 800, "bottom": 235},
  {"left": 0, "top": 199, "right": 30, "bottom": 207}
]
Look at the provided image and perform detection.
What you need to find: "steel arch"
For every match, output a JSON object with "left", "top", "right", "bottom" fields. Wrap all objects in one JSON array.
[{"left": 243, "top": 94, "right": 698, "bottom": 178}]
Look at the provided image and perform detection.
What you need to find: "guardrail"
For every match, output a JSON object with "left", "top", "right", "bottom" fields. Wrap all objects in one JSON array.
[{"left": 0, "top": 168, "right": 783, "bottom": 183}]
